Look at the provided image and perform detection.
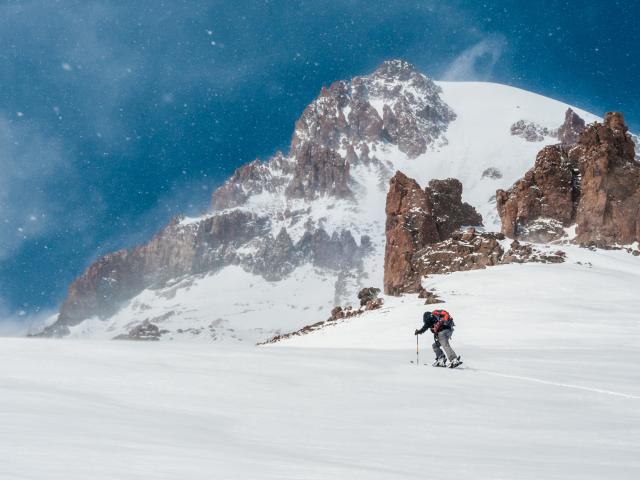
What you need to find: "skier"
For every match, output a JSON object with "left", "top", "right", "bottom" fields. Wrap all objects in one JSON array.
[{"left": 414, "top": 309, "right": 462, "bottom": 368}]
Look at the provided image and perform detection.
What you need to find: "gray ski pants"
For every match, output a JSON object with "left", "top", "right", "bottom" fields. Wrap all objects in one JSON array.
[{"left": 433, "top": 329, "right": 457, "bottom": 361}]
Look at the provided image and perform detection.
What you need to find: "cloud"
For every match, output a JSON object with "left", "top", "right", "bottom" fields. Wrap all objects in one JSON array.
[
  {"left": 0, "top": 299, "right": 55, "bottom": 336},
  {"left": 0, "top": 114, "right": 77, "bottom": 260},
  {"left": 442, "top": 35, "right": 507, "bottom": 81}
]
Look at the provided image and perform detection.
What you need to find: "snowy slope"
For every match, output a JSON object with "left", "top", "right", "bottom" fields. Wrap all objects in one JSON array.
[
  {"left": 3, "top": 246, "right": 639, "bottom": 479},
  {"left": 284, "top": 244, "right": 640, "bottom": 352},
  {"left": 65, "top": 264, "right": 337, "bottom": 343},
  {"left": 61, "top": 80, "right": 600, "bottom": 342}
]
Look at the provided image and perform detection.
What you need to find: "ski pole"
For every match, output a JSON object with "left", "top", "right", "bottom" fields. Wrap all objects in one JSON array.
[{"left": 416, "top": 335, "right": 419, "bottom": 365}]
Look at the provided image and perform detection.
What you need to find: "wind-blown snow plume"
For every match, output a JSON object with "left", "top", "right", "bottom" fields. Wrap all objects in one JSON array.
[
  {"left": 443, "top": 35, "right": 506, "bottom": 81},
  {"left": 0, "top": 300, "right": 54, "bottom": 336}
]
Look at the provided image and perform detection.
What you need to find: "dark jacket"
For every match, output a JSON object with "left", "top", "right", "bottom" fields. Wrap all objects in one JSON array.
[{"left": 416, "top": 311, "right": 453, "bottom": 335}]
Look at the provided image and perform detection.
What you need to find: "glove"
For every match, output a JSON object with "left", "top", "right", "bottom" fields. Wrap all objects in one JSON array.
[{"left": 414, "top": 329, "right": 420, "bottom": 336}]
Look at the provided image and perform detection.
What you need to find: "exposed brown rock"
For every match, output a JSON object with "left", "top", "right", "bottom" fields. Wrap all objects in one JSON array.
[
  {"left": 417, "top": 286, "right": 443, "bottom": 305},
  {"left": 496, "top": 144, "right": 578, "bottom": 242},
  {"left": 384, "top": 172, "right": 439, "bottom": 295},
  {"left": 285, "top": 143, "right": 351, "bottom": 199},
  {"left": 572, "top": 112, "right": 640, "bottom": 246},
  {"left": 384, "top": 172, "right": 483, "bottom": 295},
  {"left": 413, "top": 229, "right": 564, "bottom": 278},
  {"left": 357, "top": 287, "right": 381, "bottom": 307},
  {"left": 114, "top": 320, "right": 169, "bottom": 341},
  {"left": 211, "top": 153, "right": 292, "bottom": 210},
  {"left": 497, "top": 112, "right": 640, "bottom": 246},
  {"left": 383, "top": 226, "right": 567, "bottom": 297},
  {"left": 347, "top": 99, "right": 384, "bottom": 142},
  {"left": 502, "top": 240, "right": 566, "bottom": 264},
  {"left": 364, "top": 297, "right": 384, "bottom": 310},
  {"left": 481, "top": 167, "right": 503, "bottom": 179},
  {"left": 365, "top": 60, "right": 457, "bottom": 158},
  {"left": 427, "top": 178, "right": 483, "bottom": 240},
  {"left": 413, "top": 230, "right": 505, "bottom": 276},
  {"left": 329, "top": 306, "right": 345, "bottom": 321},
  {"left": 510, "top": 120, "right": 555, "bottom": 142},
  {"left": 557, "top": 108, "right": 586, "bottom": 145}
]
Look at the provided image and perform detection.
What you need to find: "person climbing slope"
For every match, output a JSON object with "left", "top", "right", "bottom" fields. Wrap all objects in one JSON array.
[{"left": 415, "top": 309, "right": 462, "bottom": 368}]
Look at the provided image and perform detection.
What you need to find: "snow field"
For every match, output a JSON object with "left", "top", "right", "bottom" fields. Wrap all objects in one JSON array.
[
  {"left": 65, "top": 264, "right": 337, "bottom": 343},
  {"left": 2, "top": 245, "right": 639, "bottom": 479}
]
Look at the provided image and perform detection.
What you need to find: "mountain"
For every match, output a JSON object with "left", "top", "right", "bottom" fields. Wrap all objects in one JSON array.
[{"left": 40, "top": 60, "right": 600, "bottom": 341}]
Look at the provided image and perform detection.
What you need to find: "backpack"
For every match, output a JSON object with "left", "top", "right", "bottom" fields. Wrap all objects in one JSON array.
[{"left": 432, "top": 309, "right": 455, "bottom": 328}]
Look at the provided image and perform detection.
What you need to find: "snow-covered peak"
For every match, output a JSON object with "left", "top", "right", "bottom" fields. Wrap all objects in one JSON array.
[
  {"left": 42, "top": 62, "right": 604, "bottom": 342},
  {"left": 291, "top": 59, "right": 455, "bottom": 160}
]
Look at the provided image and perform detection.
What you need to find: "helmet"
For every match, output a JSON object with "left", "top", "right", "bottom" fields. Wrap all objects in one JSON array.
[{"left": 423, "top": 311, "right": 436, "bottom": 326}]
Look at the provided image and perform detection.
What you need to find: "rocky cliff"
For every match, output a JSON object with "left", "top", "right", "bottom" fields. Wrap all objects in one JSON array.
[
  {"left": 383, "top": 171, "right": 482, "bottom": 295},
  {"left": 497, "top": 112, "right": 640, "bottom": 246}
]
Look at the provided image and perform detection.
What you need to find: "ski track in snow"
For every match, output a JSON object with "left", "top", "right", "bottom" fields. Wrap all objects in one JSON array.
[{"left": 458, "top": 368, "right": 640, "bottom": 400}]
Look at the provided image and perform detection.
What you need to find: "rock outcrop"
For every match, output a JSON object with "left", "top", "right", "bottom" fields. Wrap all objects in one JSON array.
[
  {"left": 413, "top": 230, "right": 505, "bottom": 276},
  {"left": 384, "top": 171, "right": 483, "bottom": 295},
  {"left": 211, "top": 154, "right": 292, "bottom": 210},
  {"left": 557, "top": 108, "right": 586, "bottom": 145},
  {"left": 510, "top": 120, "right": 555, "bottom": 142},
  {"left": 427, "top": 178, "right": 483, "bottom": 240},
  {"left": 510, "top": 109, "right": 586, "bottom": 145},
  {"left": 497, "top": 112, "right": 640, "bottom": 246},
  {"left": 114, "top": 320, "right": 169, "bottom": 341},
  {"left": 496, "top": 144, "right": 578, "bottom": 242},
  {"left": 357, "top": 287, "right": 381, "bottom": 307},
  {"left": 413, "top": 229, "right": 565, "bottom": 277},
  {"left": 502, "top": 240, "right": 566, "bottom": 264},
  {"left": 418, "top": 286, "right": 443, "bottom": 305},
  {"left": 285, "top": 144, "right": 351, "bottom": 199},
  {"left": 481, "top": 167, "right": 502, "bottom": 180},
  {"left": 384, "top": 172, "right": 439, "bottom": 295},
  {"left": 572, "top": 113, "right": 640, "bottom": 245}
]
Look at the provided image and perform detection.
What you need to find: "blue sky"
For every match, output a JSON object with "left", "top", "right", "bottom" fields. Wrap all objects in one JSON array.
[{"left": 0, "top": 0, "right": 638, "bottom": 330}]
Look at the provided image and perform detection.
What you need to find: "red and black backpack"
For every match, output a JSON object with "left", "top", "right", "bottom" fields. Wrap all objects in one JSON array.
[{"left": 432, "top": 310, "right": 455, "bottom": 328}]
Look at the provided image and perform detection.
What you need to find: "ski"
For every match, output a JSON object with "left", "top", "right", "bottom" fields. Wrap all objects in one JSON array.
[{"left": 422, "top": 362, "right": 466, "bottom": 369}]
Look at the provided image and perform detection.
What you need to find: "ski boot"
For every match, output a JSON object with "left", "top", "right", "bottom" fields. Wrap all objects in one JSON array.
[
  {"left": 449, "top": 357, "right": 463, "bottom": 369},
  {"left": 432, "top": 356, "right": 447, "bottom": 367}
]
